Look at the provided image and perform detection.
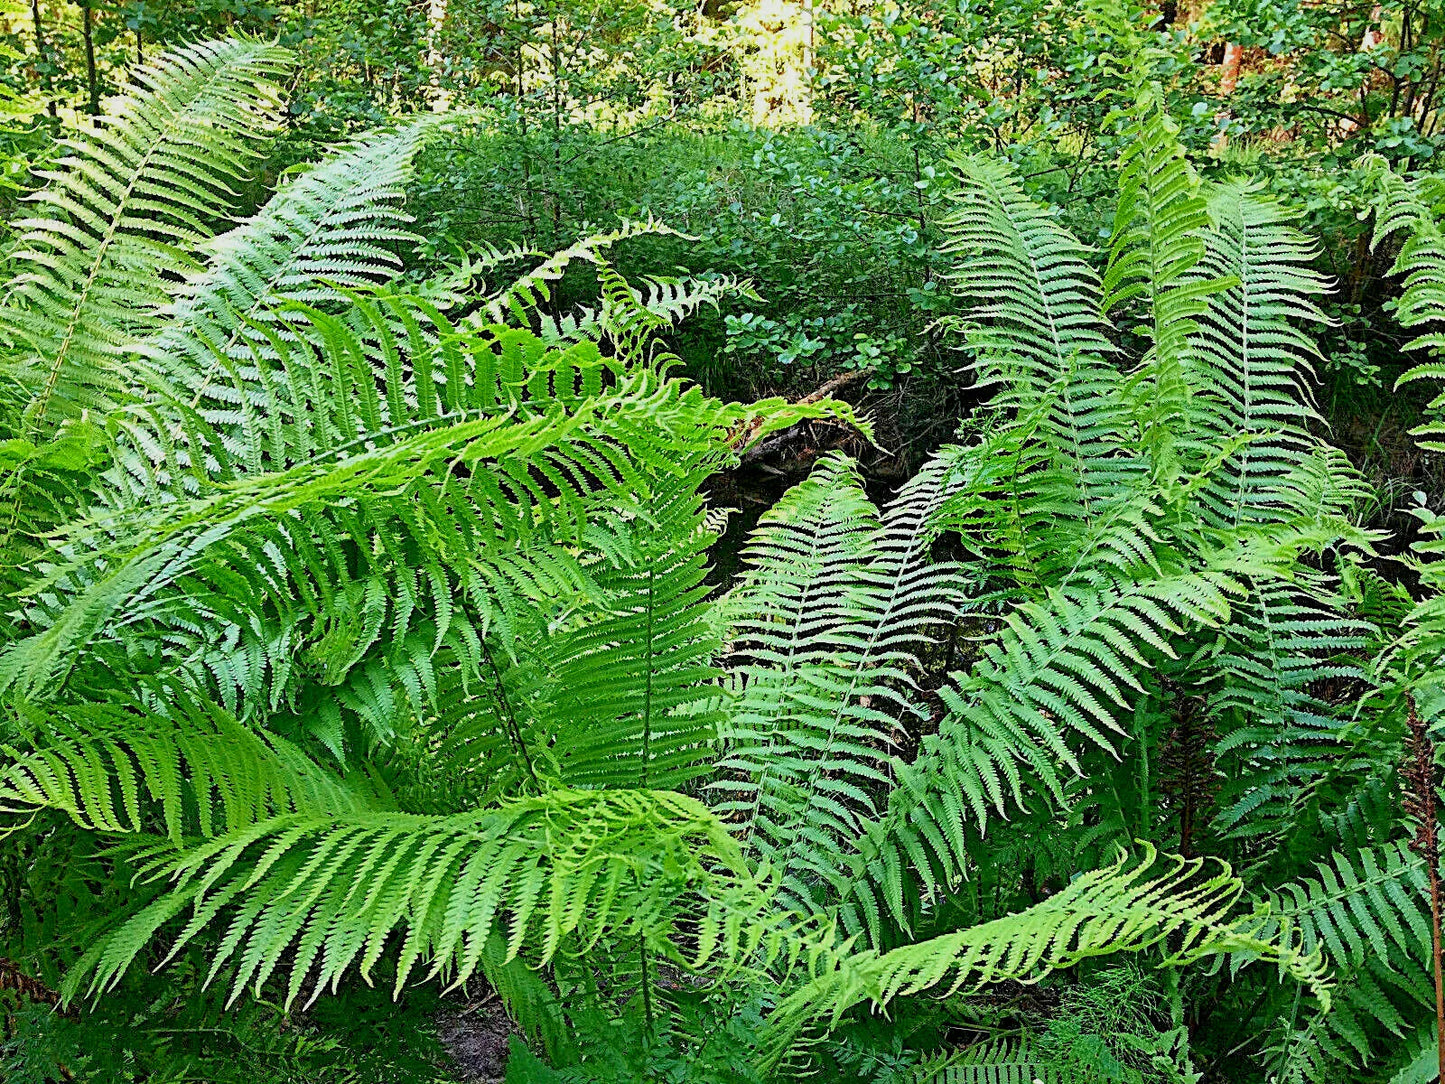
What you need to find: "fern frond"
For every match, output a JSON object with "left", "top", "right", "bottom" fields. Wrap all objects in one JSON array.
[
  {"left": 0, "top": 38, "right": 293, "bottom": 431},
  {"left": 0, "top": 372, "right": 633, "bottom": 707},
  {"left": 912, "top": 1039, "right": 1059, "bottom": 1084},
  {"left": 63, "top": 789, "right": 766, "bottom": 1010},
  {"left": 1186, "top": 184, "right": 1346, "bottom": 528},
  {"left": 716, "top": 452, "right": 966, "bottom": 912},
  {"left": 762, "top": 845, "right": 1329, "bottom": 1070},
  {"left": 829, "top": 563, "right": 1238, "bottom": 942},
  {"left": 534, "top": 269, "right": 760, "bottom": 348},
  {"left": 536, "top": 474, "right": 726, "bottom": 791},
  {"left": 1257, "top": 843, "right": 1435, "bottom": 1082},
  {"left": 1363, "top": 156, "right": 1445, "bottom": 450},
  {"left": 942, "top": 153, "right": 1120, "bottom": 411},
  {"left": 476, "top": 215, "right": 689, "bottom": 327},
  {"left": 1262, "top": 843, "right": 1429, "bottom": 973},
  {"left": 1208, "top": 576, "right": 1372, "bottom": 843},
  {"left": 940, "top": 155, "right": 1143, "bottom": 562},
  {"left": 0, "top": 698, "right": 375, "bottom": 840},
  {"left": 143, "top": 120, "right": 438, "bottom": 446},
  {"left": 1101, "top": 60, "right": 1233, "bottom": 452}
]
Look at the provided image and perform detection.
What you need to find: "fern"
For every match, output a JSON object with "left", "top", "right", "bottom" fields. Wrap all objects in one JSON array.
[
  {"left": 1258, "top": 846, "right": 1436, "bottom": 1082},
  {"left": 1101, "top": 65, "right": 1230, "bottom": 455},
  {"left": 716, "top": 451, "right": 965, "bottom": 914},
  {"left": 62, "top": 789, "right": 770, "bottom": 1009},
  {"left": 911, "top": 1039, "right": 1059, "bottom": 1084},
  {"left": 140, "top": 120, "right": 438, "bottom": 461},
  {"left": 1187, "top": 184, "right": 1342, "bottom": 529},
  {"left": 0, "top": 29, "right": 1382, "bottom": 1082},
  {"left": 0, "top": 39, "right": 293, "bottom": 433},
  {"left": 1365, "top": 156, "right": 1445, "bottom": 449},
  {"left": 0, "top": 697, "right": 376, "bottom": 840},
  {"left": 761, "top": 846, "right": 1328, "bottom": 1071}
]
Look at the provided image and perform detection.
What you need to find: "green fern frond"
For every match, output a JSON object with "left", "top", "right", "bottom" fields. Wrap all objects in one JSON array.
[
  {"left": 0, "top": 698, "right": 375, "bottom": 840},
  {"left": 143, "top": 120, "right": 438, "bottom": 446},
  {"left": 476, "top": 215, "right": 689, "bottom": 327},
  {"left": 1261, "top": 843, "right": 1429, "bottom": 973},
  {"left": 1208, "top": 577, "right": 1372, "bottom": 843},
  {"left": 1364, "top": 156, "right": 1445, "bottom": 449},
  {"left": 762, "top": 845, "right": 1329, "bottom": 1071},
  {"left": 64, "top": 788, "right": 768, "bottom": 1011},
  {"left": 1186, "top": 184, "right": 1346, "bottom": 528},
  {"left": 1, "top": 38, "right": 293, "bottom": 432},
  {"left": 1258, "top": 844, "right": 1434, "bottom": 1082},
  {"left": 0, "top": 355, "right": 652, "bottom": 708},
  {"left": 911, "top": 1039, "right": 1060, "bottom": 1083},
  {"left": 1100, "top": 51, "right": 1233, "bottom": 452},
  {"left": 941, "top": 153, "right": 1121, "bottom": 413},
  {"left": 716, "top": 452, "right": 967, "bottom": 912},
  {"left": 535, "top": 268, "right": 761, "bottom": 349},
  {"left": 939, "top": 153, "right": 1145, "bottom": 581},
  {"left": 831, "top": 563, "right": 1239, "bottom": 942},
  {"left": 537, "top": 476, "right": 726, "bottom": 791}
]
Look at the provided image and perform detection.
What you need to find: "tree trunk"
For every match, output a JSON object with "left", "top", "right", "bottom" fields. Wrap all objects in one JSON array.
[
  {"left": 82, "top": 1, "right": 99, "bottom": 115},
  {"left": 800, "top": 0, "right": 814, "bottom": 124},
  {"left": 1219, "top": 43, "right": 1243, "bottom": 95},
  {"left": 30, "top": 0, "right": 57, "bottom": 118},
  {"left": 425, "top": 0, "right": 446, "bottom": 72}
]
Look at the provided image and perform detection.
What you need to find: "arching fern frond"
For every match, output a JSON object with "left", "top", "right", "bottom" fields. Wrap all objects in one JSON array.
[
  {"left": 476, "top": 215, "right": 688, "bottom": 327},
  {"left": 533, "top": 268, "right": 761, "bottom": 349},
  {"left": 63, "top": 789, "right": 769, "bottom": 1011},
  {"left": 0, "top": 38, "right": 293, "bottom": 432},
  {"left": 143, "top": 120, "right": 438, "bottom": 443},
  {"left": 1208, "top": 576, "right": 1372, "bottom": 845},
  {"left": 762, "top": 845, "right": 1330, "bottom": 1071},
  {"left": 0, "top": 389, "right": 629, "bottom": 707},
  {"left": 0, "top": 698, "right": 376, "bottom": 840},
  {"left": 716, "top": 451, "right": 966, "bottom": 915},
  {"left": 1261, "top": 843, "right": 1429, "bottom": 975},
  {"left": 940, "top": 153, "right": 1120, "bottom": 416},
  {"left": 829, "top": 564, "right": 1236, "bottom": 942}
]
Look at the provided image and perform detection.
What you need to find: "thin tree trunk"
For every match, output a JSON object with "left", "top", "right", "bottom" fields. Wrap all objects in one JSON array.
[
  {"left": 801, "top": 0, "right": 814, "bottom": 124},
  {"left": 551, "top": 7, "right": 562, "bottom": 239},
  {"left": 1219, "top": 43, "right": 1243, "bottom": 95},
  {"left": 82, "top": 1, "right": 99, "bottom": 115},
  {"left": 425, "top": 0, "right": 446, "bottom": 72},
  {"left": 515, "top": 0, "right": 535, "bottom": 243},
  {"left": 29, "top": 0, "right": 57, "bottom": 118}
]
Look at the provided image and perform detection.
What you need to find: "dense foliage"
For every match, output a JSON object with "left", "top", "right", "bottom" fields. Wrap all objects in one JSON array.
[{"left": 3, "top": 2, "right": 1445, "bottom": 1083}]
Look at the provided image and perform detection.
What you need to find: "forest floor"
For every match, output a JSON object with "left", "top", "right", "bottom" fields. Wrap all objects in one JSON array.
[{"left": 436, "top": 999, "right": 516, "bottom": 1083}]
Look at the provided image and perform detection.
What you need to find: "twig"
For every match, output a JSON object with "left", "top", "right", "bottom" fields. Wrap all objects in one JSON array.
[
  {"left": 736, "top": 368, "right": 870, "bottom": 467},
  {"left": 560, "top": 115, "right": 677, "bottom": 165}
]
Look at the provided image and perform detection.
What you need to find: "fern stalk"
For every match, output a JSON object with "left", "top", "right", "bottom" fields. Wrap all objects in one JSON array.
[{"left": 1403, "top": 692, "right": 1445, "bottom": 1084}]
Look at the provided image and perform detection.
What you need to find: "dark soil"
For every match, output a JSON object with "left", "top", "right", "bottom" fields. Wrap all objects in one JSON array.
[{"left": 437, "top": 998, "right": 517, "bottom": 1083}]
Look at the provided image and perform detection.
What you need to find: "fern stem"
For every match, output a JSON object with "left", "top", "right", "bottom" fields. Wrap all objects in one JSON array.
[
  {"left": 640, "top": 563, "right": 654, "bottom": 789},
  {"left": 639, "top": 936, "right": 654, "bottom": 1038},
  {"left": 481, "top": 637, "right": 538, "bottom": 791},
  {"left": 1403, "top": 693, "right": 1445, "bottom": 1083}
]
